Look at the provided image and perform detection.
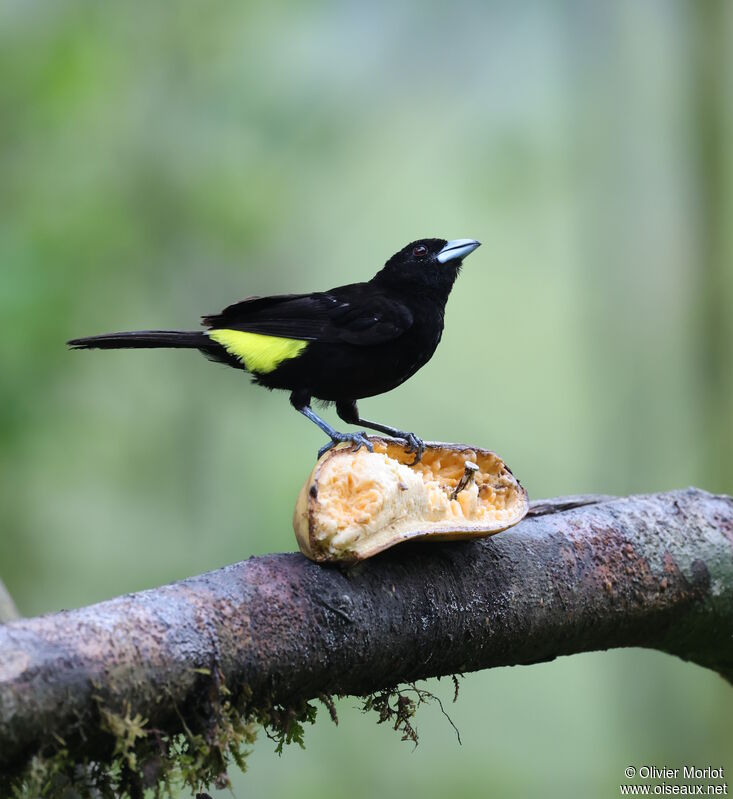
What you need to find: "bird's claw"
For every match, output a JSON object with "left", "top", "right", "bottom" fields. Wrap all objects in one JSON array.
[
  {"left": 402, "top": 432, "right": 425, "bottom": 466},
  {"left": 318, "top": 431, "right": 374, "bottom": 459},
  {"left": 383, "top": 431, "right": 424, "bottom": 465}
]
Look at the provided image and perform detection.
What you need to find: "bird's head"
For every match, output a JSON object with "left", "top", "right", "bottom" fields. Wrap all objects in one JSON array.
[{"left": 374, "top": 238, "right": 481, "bottom": 294}]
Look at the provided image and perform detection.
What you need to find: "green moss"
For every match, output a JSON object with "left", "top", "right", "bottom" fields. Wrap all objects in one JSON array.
[
  {"left": 5, "top": 675, "right": 461, "bottom": 797},
  {"left": 5, "top": 677, "right": 316, "bottom": 798},
  {"left": 99, "top": 704, "right": 148, "bottom": 773}
]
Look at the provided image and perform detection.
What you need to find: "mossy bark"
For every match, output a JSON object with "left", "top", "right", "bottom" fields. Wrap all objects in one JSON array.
[{"left": 0, "top": 489, "right": 732, "bottom": 787}]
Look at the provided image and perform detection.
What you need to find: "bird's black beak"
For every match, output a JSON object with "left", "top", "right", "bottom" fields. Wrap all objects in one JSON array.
[{"left": 436, "top": 239, "right": 481, "bottom": 264}]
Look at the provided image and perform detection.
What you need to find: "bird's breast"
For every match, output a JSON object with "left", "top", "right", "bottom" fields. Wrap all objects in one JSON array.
[
  {"left": 253, "top": 310, "right": 444, "bottom": 402},
  {"left": 323, "top": 315, "right": 444, "bottom": 399}
]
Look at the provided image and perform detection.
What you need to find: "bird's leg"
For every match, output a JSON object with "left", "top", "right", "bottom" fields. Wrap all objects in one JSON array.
[
  {"left": 336, "top": 400, "right": 425, "bottom": 465},
  {"left": 301, "top": 407, "right": 375, "bottom": 459},
  {"left": 291, "top": 392, "right": 374, "bottom": 459}
]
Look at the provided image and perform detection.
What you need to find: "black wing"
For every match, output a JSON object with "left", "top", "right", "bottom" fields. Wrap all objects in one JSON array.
[{"left": 201, "top": 285, "right": 413, "bottom": 347}]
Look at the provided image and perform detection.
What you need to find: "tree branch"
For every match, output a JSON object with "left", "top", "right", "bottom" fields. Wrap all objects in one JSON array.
[{"left": 1, "top": 488, "right": 732, "bottom": 778}]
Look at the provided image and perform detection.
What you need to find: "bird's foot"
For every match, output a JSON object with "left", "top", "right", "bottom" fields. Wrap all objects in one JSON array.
[
  {"left": 387, "top": 431, "right": 425, "bottom": 466},
  {"left": 318, "top": 430, "right": 374, "bottom": 459}
]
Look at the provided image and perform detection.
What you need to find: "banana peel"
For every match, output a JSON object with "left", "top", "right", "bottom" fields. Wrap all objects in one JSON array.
[{"left": 293, "top": 438, "right": 528, "bottom": 563}]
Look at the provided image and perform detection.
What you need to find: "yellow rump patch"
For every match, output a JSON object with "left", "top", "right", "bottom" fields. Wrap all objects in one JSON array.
[{"left": 207, "top": 329, "right": 309, "bottom": 374}]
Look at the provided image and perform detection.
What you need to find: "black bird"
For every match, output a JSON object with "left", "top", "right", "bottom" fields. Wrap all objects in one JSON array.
[{"left": 68, "top": 237, "right": 480, "bottom": 462}]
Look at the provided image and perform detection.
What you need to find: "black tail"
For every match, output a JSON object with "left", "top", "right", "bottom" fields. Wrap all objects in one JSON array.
[{"left": 67, "top": 330, "right": 208, "bottom": 350}]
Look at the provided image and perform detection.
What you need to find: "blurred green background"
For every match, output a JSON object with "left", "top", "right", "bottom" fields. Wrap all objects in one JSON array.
[{"left": 1, "top": 1, "right": 732, "bottom": 797}]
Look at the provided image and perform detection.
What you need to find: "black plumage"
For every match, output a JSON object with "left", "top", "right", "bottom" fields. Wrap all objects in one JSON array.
[{"left": 68, "top": 237, "right": 481, "bottom": 461}]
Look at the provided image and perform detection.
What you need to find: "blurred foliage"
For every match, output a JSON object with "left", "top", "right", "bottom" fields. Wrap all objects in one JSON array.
[{"left": 1, "top": 0, "right": 731, "bottom": 797}]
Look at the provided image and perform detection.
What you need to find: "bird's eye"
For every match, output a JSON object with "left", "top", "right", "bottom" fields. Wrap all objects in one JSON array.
[{"left": 413, "top": 245, "right": 428, "bottom": 258}]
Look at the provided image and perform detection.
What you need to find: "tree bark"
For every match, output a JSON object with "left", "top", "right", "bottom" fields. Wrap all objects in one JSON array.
[{"left": 1, "top": 488, "right": 731, "bottom": 775}]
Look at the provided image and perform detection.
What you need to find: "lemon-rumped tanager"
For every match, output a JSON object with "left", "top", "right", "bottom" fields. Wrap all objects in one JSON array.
[{"left": 68, "top": 238, "right": 480, "bottom": 462}]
